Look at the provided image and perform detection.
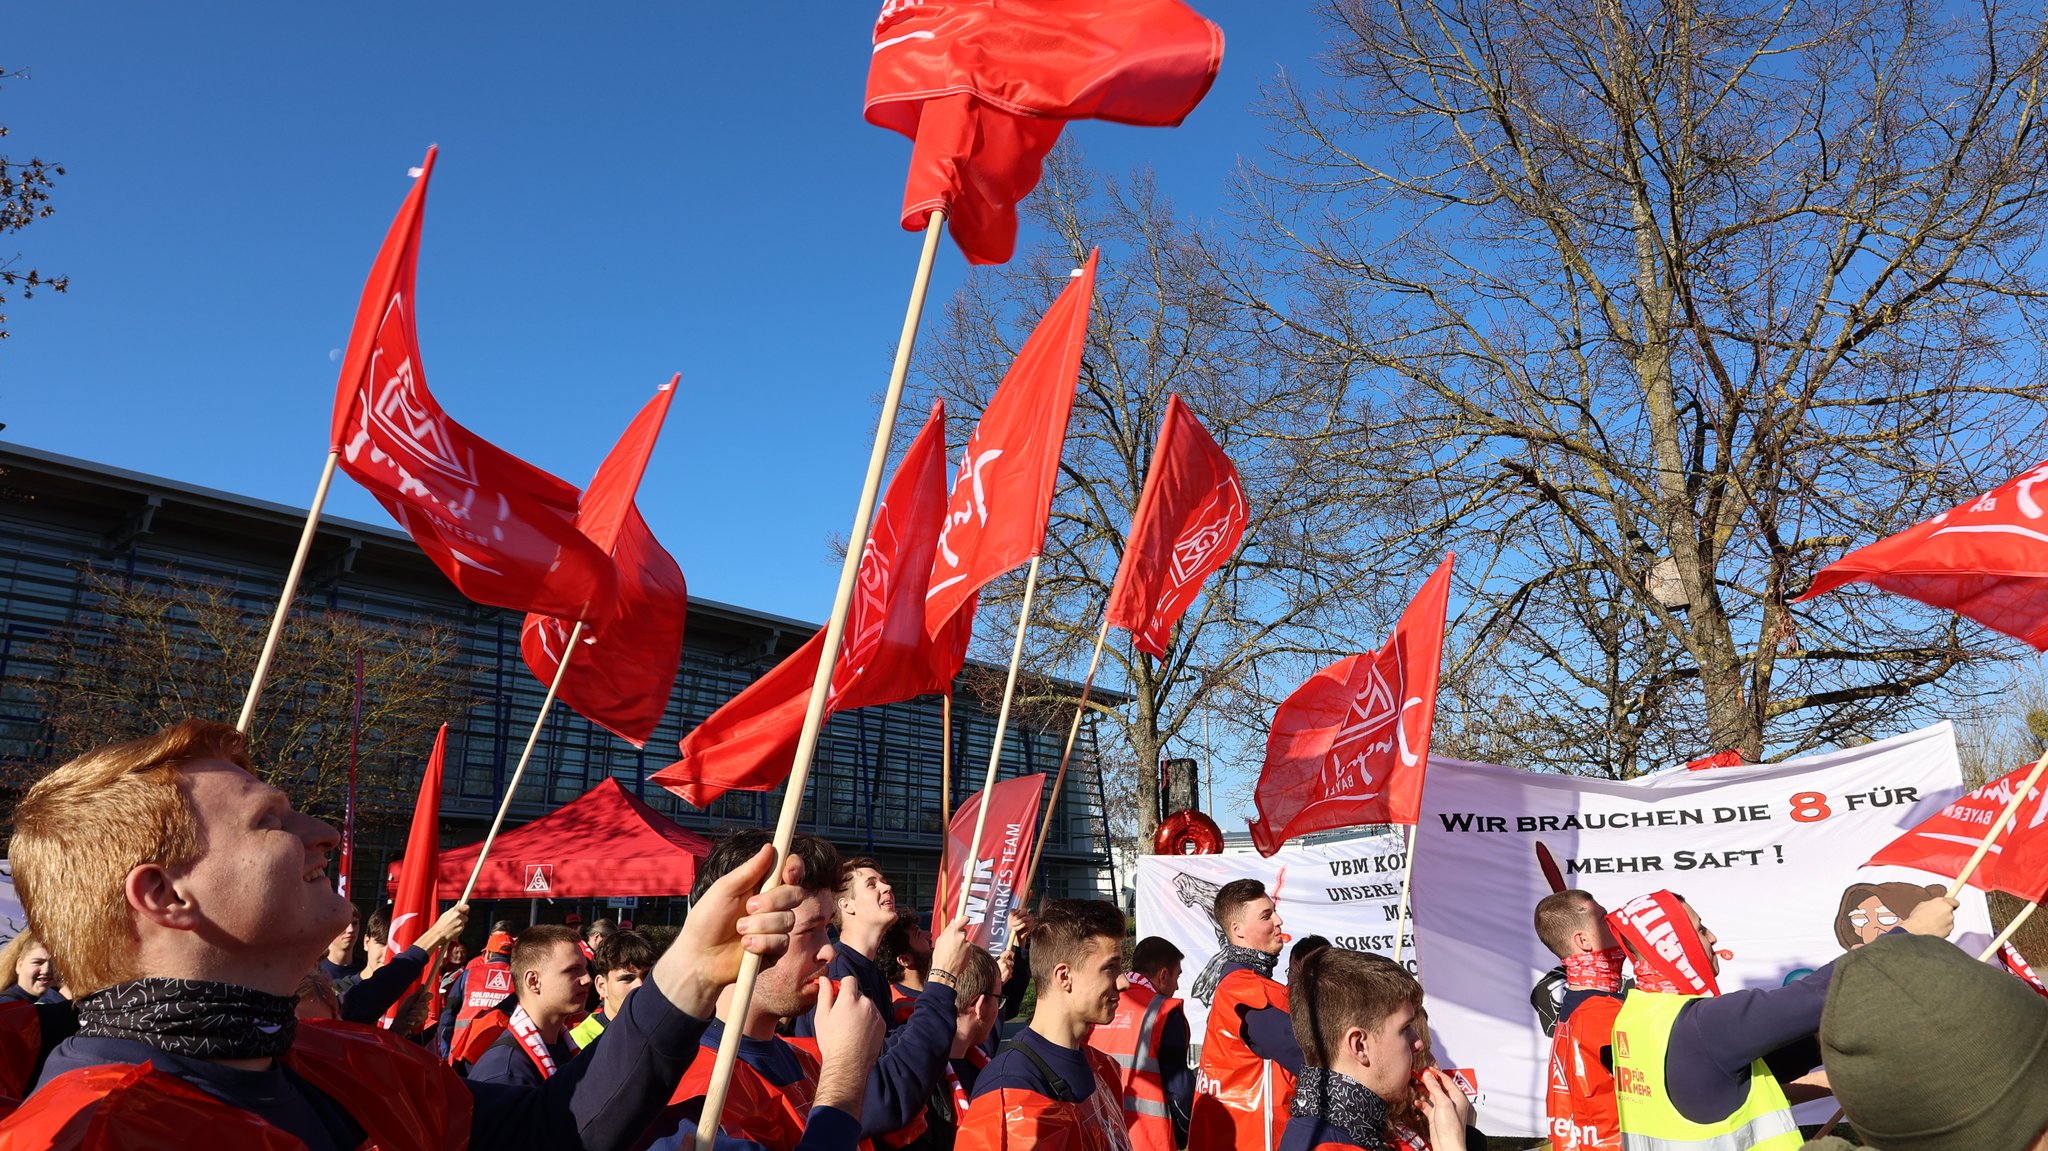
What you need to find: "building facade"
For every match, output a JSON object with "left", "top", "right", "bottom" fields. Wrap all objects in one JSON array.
[{"left": 0, "top": 442, "right": 1116, "bottom": 926}]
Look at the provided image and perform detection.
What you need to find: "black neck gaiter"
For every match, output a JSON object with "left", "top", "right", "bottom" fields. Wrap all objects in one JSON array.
[{"left": 75, "top": 978, "right": 298, "bottom": 1060}]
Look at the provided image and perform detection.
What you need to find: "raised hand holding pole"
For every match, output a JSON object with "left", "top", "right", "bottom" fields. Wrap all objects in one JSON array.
[{"left": 695, "top": 211, "right": 947, "bottom": 1151}]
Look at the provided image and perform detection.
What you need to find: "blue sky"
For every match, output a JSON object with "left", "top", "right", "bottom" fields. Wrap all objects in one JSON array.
[{"left": 4, "top": 3, "right": 1327, "bottom": 631}]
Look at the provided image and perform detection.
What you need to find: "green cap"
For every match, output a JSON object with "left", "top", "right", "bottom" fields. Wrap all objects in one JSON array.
[{"left": 1821, "top": 933, "right": 2048, "bottom": 1150}]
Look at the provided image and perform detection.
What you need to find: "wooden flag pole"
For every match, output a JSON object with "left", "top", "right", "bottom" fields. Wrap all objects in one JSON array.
[
  {"left": 957, "top": 553, "right": 1044, "bottom": 936},
  {"left": 1978, "top": 899, "right": 2041, "bottom": 962},
  {"left": 459, "top": 619, "right": 586, "bottom": 904},
  {"left": 1391, "top": 823, "right": 1420, "bottom": 966},
  {"left": 1016, "top": 614, "right": 1111, "bottom": 903},
  {"left": 695, "top": 211, "right": 947, "bottom": 1151},
  {"left": 1947, "top": 745, "right": 2048, "bottom": 898},
  {"left": 938, "top": 691, "right": 955, "bottom": 914},
  {"left": 238, "top": 450, "right": 341, "bottom": 733}
]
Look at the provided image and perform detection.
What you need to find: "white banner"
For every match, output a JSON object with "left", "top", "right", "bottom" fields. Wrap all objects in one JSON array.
[
  {"left": 1412, "top": 723, "right": 1995, "bottom": 1136},
  {"left": 1135, "top": 834, "right": 1412, "bottom": 1040}
]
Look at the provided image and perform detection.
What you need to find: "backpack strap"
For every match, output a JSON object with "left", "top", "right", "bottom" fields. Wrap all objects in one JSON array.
[{"left": 998, "top": 1039, "right": 1074, "bottom": 1103}]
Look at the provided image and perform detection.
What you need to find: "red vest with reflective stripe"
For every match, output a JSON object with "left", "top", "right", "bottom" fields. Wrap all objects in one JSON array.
[
  {"left": 1192, "top": 969, "right": 1293, "bottom": 1151},
  {"left": 1544, "top": 995, "right": 1622, "bottom": 1151},
  {"left": 447, "top": 956, "right": 516, "bottom": 1066},
  {"left": 1088, "top": 985, "right": 1180, "bottom": 1151},
  {"left": 0, "top": 1018, "right": 473, "bottom": 1151},
  {"left": 956, "top": 1046, "right": 1134, "bottom": 1151}
]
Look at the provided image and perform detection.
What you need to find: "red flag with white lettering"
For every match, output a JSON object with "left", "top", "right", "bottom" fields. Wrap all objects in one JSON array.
[
  {"left": 330, "top": 148, "right": 615, "bottom": 624},
  {"left": 925, "top": 252, "right": 1096, "bottom": 638},
  {"left": 379, "top": 723, "right": 445, "bottom": 1029},
  {"left": 1866, "top": 760, "right": 2048, "bottom": 898},
  {"left": 653, "top": 404, "right": 956, "bottom": 806},
  {"left": 521, "top": 377, "right": 688, "bottom": 747},
  {"left": 1799, "top": 459, "right": 2048, "bottom": 649},
  {"left": 933, "top": 772, "right": 1047, "bottom": 952},
  {"left": 1248, "top": 556, "right": 1454, "bottom": 853},
  {"left": 866, "top": 1, "right": 1223, "bottom": 264},
  {"left": 1103, "top": 395, "right": 1247, "bottom": 658}
]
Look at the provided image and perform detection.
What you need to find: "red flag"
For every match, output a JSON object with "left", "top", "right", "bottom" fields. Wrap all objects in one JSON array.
[
  {"left": 1799, "top": 460, "right": 2048, "bottom": 649},
  {"left": 380, "top": 723, "right": 446, "bottom": 1029},
  {"left": 1248, "top": 557, "right": 1454, "bottom": 853},
  {"left": 1866, "top": 761, "right": 2048, "bottom": 898},
  {"left": 330, "top": 148, "right": 615, "bottom": 623},
  {"left": 1103, "top": 395, "right": 1247, "bottom": 658},
  {"left": 866, "top": 1, "right": 1223, "bottom": 265},
  {"left": 521, "top": 378, "right": 688, "bottom": 747},
  {"left": 933, "top": 772, "right": 1047, "bottom": 952},
  {"left": 653, "top": 403, "right": 959, "bottom": 806},
  {"left": 925, "top": 252, "right": 1096, "bottom": 637}
]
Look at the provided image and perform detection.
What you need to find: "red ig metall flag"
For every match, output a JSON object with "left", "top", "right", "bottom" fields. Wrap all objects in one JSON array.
[
  {"left": 1103, "top": 394, "right": 1247, "bottom": 657},
  {"left": 330, "top": 147, "right": 615, "bottom": 624},
  {"left": 924, "top": 252, "right": 1097, "bottom": 639},
  {"left": 380, "top": 723, "right": 447, "bottom": 1030},
  {"left": 1799, "top": 458, "right": 2048, "bottom": 649},
  {"left": 866, "top": 0, "right": 1223, "bottom": 264},
  {"left": 521, "top": 377, "right": 688, "bottom": 747},
  {"left": 655, "top": 403, "right": 962, "bottom": 807},
  {"left": 1866, "top": 760, "right": 2048, "bottom": 899},
  {"left": 934, "top": 772, "right": 1047, "bottom": 953},
  {"left": 1249, "top": 556, "right": 1454, "bottom": 855}
]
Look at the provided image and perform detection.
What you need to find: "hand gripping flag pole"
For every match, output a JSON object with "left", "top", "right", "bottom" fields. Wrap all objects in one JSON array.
[
  {"left": 955, "top": 554, "right": 1045, "bottom": 936},
  {"left": 460, "top": 618, "right": 586, "bottom": 904},
  {"left": 237, "top": 451, "right": 341, "bottom": 733},
  {"left": 694, "top": 211, "right": 948, "bottom": 1151}
]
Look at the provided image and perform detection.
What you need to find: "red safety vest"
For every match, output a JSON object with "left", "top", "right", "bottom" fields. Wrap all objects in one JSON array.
[
  {"left": 446, "top": 956, "right": 516, "bottom": 1067},
  {"left": 1544, "top": 995, "right": 1622, "bottom": 1151},
  {"left": 956, "top": 1046, "right": 1134, "bottom": 1151},
  {"left": 1087, "top": 985, "right": 1181, "bottom": 1151},
  {"left": 0, "top": 1018, "right": 472, "bottom": 1151},
  {"left": 672, "top": 1035, "right": 825, "bottom": 1151},
  {"left": 0, "top": 998, "right": 40, "bottom": 1116},
  {"left": 1192, "top": 970, "right": 1294, "bottom": 1151}
]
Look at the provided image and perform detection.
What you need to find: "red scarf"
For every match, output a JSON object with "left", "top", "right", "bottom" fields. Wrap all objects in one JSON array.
[
  {"left": 1125, "top": 971, "right": 1154, "bottom": 993},
  {"left": 508, "top": 1005, "right": 578, "bottom": 1079},
  {"left": 1606, "top": 891, "right": 1718, "bottom": 996},
  {"left": 1563, "top": 947, "right": 1627, "bottom": 994},
  {"left": 947, "top": 1046, "right": 991, "bottom": 1120}
]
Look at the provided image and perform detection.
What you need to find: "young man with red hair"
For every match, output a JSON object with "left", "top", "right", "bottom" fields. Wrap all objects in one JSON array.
[{"left": 0, "top": 719, "right": 851, "bottom": 1151}]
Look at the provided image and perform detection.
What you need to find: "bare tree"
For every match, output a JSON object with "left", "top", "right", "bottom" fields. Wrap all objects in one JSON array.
[
  {"left": 16, "top": 569, "right": 468, "bottom": 827},
  {"left": 921, "top": 146, "right": 1411, "bottom": 843},
  {"left": 0, "top": 67, "right": 65, "bottom": 341},
  {"left": 1225, "top": 0, "right": 2048, "bottom": 774}
]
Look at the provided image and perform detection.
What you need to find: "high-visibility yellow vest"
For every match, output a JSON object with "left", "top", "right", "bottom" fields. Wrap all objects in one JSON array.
[
  {"left": 568, "top": 1011, "right": 607, "bottom": 1049},
  {"left": 1609, "top": 990, "right": 1802, "bottom": 1151}
]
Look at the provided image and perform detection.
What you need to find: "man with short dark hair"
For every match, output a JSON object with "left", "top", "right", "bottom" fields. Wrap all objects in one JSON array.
[
  {"left": 1090, "top": 936, "right": 1193, "bottom": 1151},
  {"left": 878, "top": 916, "right": 936, "bottom": 1026},
  {"left": 659, "top": 831, "right": 972, "bottom": 1151},
  {"left": 1279, "top": 948, "right": 1470, "bottom": 1151},
  {"left": 959, "top": 899, "right": 1134, "bottom": 1151},
  {"left": 1532, "top": 890, "right": 1621, "bottom": 1151},
  {"left": 574, "top": 929, "right": 657, "bottom": 1048},
  {"left": 319, "top": 907, "right": 362, "bottom": 997},
  {"left": 1192, "top": 879, "right": 1297, "bottom": 1151},
  {"left": 796, "top": 855, "right": 900, "bottom": 1036},
  {"left": 469, "top": 925, "right": 591, "bottom": 1087}
]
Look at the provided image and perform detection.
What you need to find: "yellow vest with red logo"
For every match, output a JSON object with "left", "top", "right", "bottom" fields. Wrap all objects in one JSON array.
[
  {"left": 1192, "top": 969, "right": 1293, "bottom": 1151},
  {"left": 1088, "top": 984, "right": 1181, "bottom": 1151}
]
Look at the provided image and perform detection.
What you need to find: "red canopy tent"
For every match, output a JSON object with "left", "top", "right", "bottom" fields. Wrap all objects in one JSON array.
[{"left": 387, "top": 777, "right": 711, "bottom": 900}]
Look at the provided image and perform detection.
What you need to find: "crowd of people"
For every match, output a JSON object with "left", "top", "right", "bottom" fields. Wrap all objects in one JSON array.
[{"left": 0, "top": 719, "right": 2039, "bottom": 1150}]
